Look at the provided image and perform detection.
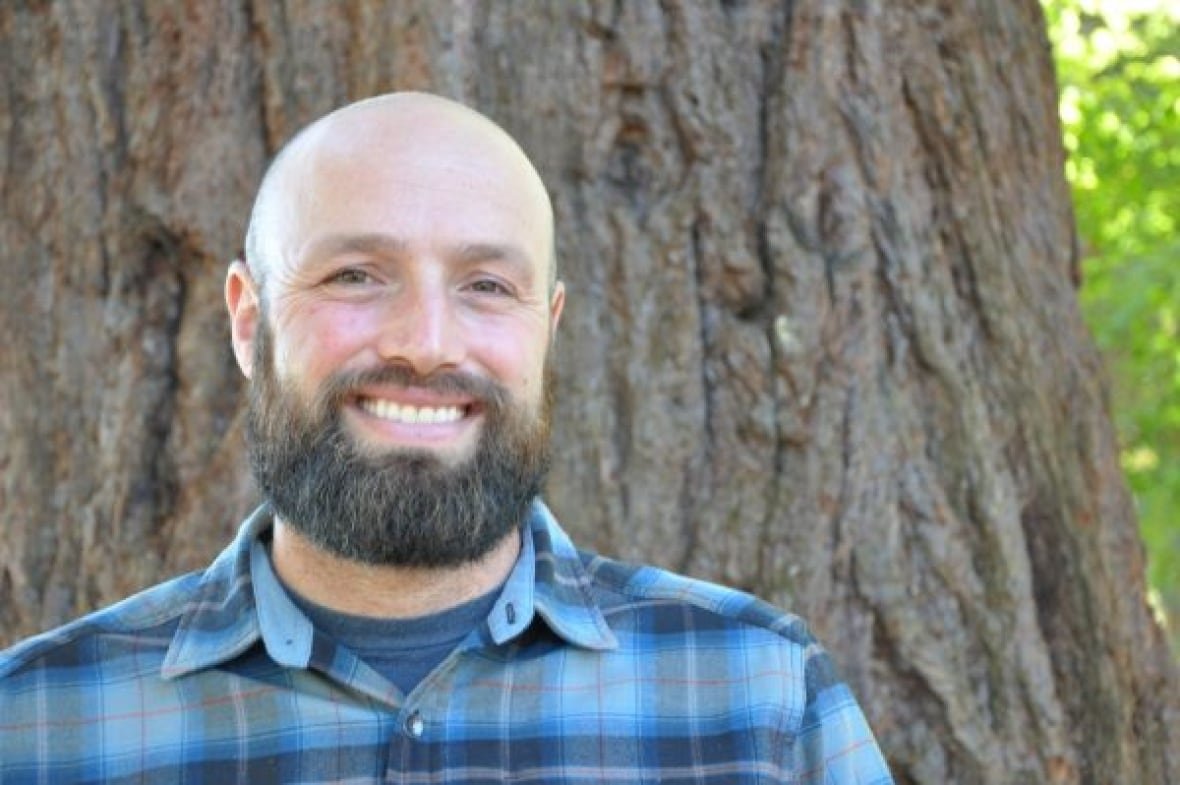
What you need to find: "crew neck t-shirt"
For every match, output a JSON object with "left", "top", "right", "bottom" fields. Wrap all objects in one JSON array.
[{"left": 281, "top": 574, "right": 501, "bottom": 697}]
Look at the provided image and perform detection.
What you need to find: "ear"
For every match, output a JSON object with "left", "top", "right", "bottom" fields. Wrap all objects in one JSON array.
[
  {"left": 226, "top": 260, "right": 261, "bottom": 378},
  {"left": 548, "top": 280, "right": 566, "bottom": 340}
]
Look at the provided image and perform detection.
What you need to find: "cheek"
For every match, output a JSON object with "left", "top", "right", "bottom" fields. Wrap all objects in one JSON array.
[
  {"left": 469, "top": 323, "right": 551, "bottom": 393},
  {"left": 272, "top": 303, "right": 380, "bottom": 381}
]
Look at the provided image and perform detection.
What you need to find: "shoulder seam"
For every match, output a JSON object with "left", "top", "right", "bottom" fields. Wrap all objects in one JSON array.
[{"left": 581, "top": 552, "right": 812, "bottom": 644}]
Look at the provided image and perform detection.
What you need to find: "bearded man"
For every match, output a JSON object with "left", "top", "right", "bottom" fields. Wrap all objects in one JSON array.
[{"left": 0, "top": 93, "right": 893, "bottom": 784}]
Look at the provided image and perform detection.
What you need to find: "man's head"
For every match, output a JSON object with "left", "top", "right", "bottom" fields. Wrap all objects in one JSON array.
[{"left": 225, "top": 92, "right": 564, "bottom": 568}]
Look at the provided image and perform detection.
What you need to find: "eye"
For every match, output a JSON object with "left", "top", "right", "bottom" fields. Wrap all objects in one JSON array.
[
  {"left": 326, "top": 268, "right": 374, "bottom": 285},
  {"left": 467, "top": 277, "right": 513, "bottom": 296}
]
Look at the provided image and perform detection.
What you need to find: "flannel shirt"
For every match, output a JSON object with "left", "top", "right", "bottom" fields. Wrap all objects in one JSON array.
[{"left": 0, "top": 501, "right": 893, "bottom": 784}]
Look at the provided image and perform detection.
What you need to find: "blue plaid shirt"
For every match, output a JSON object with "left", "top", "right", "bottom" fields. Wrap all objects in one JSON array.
[{"left": 0, "top": 502, "right": 892, "bottom": 784}]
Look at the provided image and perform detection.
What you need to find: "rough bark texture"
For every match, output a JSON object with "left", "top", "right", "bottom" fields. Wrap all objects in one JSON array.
[{"left": 1, "top": 1, "right": 1175, "bottom": 783}]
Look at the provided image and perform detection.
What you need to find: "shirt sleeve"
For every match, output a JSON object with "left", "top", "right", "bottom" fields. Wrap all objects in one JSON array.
[{"left": 793, "top": 643, "right": 895, "bottom": 784}]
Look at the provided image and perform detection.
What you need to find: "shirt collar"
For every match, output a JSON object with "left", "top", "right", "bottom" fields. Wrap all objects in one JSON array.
[
  {"left": 249, "top": 536, "right": 317, "bottom": 668},
  {"left": 161, "top": 499, "right": 616, "bottom": 679},
  {"left": 487, "top": 501, "right": 617, "bottom": 651},
  {"left": 161, "top": 505, "right": 272, "bottom": 679}
]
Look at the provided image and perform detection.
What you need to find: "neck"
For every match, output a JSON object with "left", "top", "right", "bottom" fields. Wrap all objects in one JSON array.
[{"left": 269, "top": 518, "right": 521, "bottom": 618}]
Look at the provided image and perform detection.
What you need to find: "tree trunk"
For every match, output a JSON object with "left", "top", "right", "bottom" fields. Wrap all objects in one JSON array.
[{"left": 1, "top": 1, "right": 1175, "bottom": 783}]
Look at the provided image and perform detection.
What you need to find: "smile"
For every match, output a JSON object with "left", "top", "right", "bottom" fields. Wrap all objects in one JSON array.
[{"left": 358, "top": 398, "right": 467, "bottom": 425}]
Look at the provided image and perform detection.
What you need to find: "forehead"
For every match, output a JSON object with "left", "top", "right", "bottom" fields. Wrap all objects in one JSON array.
[{"left": 263, "top": 106, "right": 553, "bottom": 281}]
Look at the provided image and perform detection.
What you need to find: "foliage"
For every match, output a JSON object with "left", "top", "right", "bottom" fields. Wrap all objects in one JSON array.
[{"left": 1043, "top": 0, "right": 1180, "bottom": 651}]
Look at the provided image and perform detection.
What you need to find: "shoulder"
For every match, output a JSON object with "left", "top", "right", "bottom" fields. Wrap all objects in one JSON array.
[
  {"left": 1, "top": 507, "right": 268, "bottom": 685},
  {"left": 577, "top": 549, "right": 817, "bottom": 650},
  {"left": 528, "top": 501, "right": 815, "bottom": 650},
  {"left": 568, "top": 551, "right": 842, "bottom": 736},
  {"left": 571, "top": 552, "right": 893, "bottom": 782},
  {"left": 0, "top": 571, "right": 201, "bottom": 683}
]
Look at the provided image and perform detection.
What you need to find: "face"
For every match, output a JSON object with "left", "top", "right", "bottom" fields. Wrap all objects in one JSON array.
[
  {"left": 244, "top": 313, "right": 554, "bottom": 567},
  {"left": 226, "top": 101, "right": 565, "bottom": 566}
]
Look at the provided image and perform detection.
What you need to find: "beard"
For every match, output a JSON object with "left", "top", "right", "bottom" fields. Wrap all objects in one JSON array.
[{"left": 245, "top": 319, "right": 552, "bottom": 568}]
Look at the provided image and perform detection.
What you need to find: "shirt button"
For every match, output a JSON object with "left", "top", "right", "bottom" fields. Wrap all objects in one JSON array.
[{"left": 404, "top": 711, "right": 424, "bottom": 738}]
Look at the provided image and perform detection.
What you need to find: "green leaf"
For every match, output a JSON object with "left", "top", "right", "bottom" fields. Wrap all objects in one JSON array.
[{"left": 1044, "top": 0, "right": 1180, "bottom": 655}]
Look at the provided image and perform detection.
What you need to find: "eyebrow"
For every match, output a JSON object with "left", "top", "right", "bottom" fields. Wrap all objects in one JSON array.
[
  {"left": 306, "top": 234, "right": 531, "bottom": 269},
  {"left": 305, "top": 233, "right": 408, "bottom": 261},
  {"left": 454, "top": 242, "right": 533, "bottom": 275}
]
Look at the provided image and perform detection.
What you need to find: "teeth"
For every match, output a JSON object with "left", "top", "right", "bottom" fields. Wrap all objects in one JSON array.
[{"left": 361, "top": 399, "right": 463, "bottom": 425}]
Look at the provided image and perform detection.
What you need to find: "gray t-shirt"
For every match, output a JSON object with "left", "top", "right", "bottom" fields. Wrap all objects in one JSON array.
[{"left": 282, "top": 573, "right": 501, "bottom": 697}]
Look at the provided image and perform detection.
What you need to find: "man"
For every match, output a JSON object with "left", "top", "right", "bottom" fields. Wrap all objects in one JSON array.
[{"left": 0, "top": 93, "right": 893, "bottom": 783}]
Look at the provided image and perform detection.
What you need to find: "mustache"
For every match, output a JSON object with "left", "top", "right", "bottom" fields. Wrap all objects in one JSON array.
[{"left": 314, "top": 364, "right": 510, "bottom": 411}]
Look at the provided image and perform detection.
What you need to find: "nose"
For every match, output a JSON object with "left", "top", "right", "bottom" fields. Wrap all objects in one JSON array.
[{"left": 375, "top": 280, "right": 465, "bottom": 376}]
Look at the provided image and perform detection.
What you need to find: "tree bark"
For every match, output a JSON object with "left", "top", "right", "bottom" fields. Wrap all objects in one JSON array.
[{"left": 0, "top": 1, "right": 1175, "bottom": 783}]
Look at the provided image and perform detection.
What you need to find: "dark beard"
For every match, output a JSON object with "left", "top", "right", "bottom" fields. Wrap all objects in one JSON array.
[{"left": 245, "top": 319, "right": 552, "bottom": 568}]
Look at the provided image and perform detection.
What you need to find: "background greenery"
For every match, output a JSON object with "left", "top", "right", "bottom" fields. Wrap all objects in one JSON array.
[{"left": 1044, "top": 0, "right": 1179, "bottom": 652}]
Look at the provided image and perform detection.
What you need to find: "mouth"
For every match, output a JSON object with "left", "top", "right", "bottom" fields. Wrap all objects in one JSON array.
[
  {"left": 357, "top": 398, "right": 471, "bottom": 425},
  {"left": 346, "top": 391, "right": 485, "bottom": 456}
]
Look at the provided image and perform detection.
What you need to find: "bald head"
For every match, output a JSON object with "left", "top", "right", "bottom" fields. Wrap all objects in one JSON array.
[{"left": 244, "top": 92, "right": 557, "bottom": 296}]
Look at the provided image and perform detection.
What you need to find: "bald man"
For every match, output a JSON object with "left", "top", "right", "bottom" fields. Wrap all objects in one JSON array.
[{"left": 0, "top": 93, "right": 893, "bottom": 784}]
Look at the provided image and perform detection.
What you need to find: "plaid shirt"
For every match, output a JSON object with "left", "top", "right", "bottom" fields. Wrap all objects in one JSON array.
[{"left": 0, "top": 502, "right": 892, "bottom": 784}]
